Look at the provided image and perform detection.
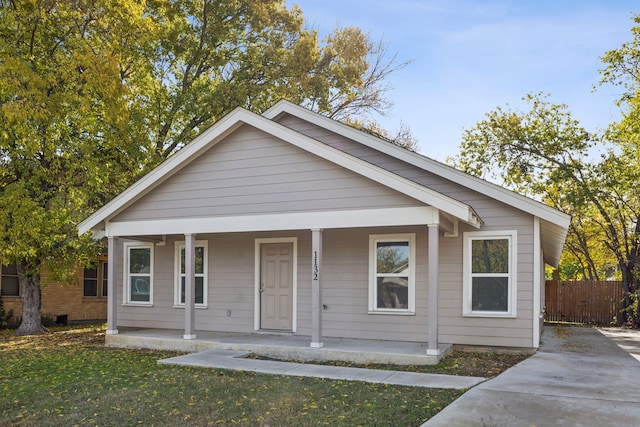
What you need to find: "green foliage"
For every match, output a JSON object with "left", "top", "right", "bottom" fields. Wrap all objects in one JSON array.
[
  {"left": 0, "top": 326, "right": 463, "bottom": 426},
  {"left": 450, "top": 94, "right": 616, "bottom": 279},
  {"left": 123, "top": 1, "right": 406, "bottom": 159}
]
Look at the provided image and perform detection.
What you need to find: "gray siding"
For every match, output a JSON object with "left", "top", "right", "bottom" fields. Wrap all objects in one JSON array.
[{"left": 112, "top": 125, "right": 423, "bottom": 223}]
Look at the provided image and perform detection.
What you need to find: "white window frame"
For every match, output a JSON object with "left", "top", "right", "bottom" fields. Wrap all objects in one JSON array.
[
  {"left": 174, "top": 240, "right": 208, "bottom": 308},
  {"left": 368, "top": 233, "right": 416, "bottom": 314},
  {"left": 123, "top": 242, "right": 154, "bottom": 306},
  {"left": 463, "top": 230, "right": 517, "bottom": 317}
]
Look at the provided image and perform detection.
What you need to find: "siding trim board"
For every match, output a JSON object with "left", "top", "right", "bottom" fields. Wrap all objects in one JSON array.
[{"left": 107, "top": 206, "right": 442, "bottom": 237}]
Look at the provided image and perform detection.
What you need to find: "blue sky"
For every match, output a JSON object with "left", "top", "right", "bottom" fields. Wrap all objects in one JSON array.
[{"left": 286, "top": 0, "right": 638, "bottom": 161}]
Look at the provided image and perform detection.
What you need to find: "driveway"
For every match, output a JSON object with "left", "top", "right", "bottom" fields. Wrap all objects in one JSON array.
[{"left": 425, "top": 326, "right": 640, "bottom": 427}]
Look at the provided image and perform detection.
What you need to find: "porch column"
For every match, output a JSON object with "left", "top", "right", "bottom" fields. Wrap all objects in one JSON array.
[
  {"left": 106, "top": 236, "right": 118, "bottom": 335},
  {"left": 184, "top": 233, "right": 197, "bottom": 340},
  {"left": 427, "top": 224, "right": 440, "bottom": 355},
  {"left": 310, "top": 228, "right": 323, "bottom": 348}
]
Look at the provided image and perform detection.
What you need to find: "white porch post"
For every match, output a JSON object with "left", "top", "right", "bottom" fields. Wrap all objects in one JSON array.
[
  {"left": 184, "top": 233, "right": 197, "bottom": 340},
  {"left": 106, "top": 236, "right": 118, "bottom": 335},
  {"left": 427, "top": 224, "right": 440, "bottom": 355},
  {"left": 311, "top": 228, "right": 323, "bottom": 348}
]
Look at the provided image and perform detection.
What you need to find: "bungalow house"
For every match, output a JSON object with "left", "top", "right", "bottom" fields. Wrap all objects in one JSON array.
[{"left": 78, "top": 100, "right": 570, "bottom": 360}]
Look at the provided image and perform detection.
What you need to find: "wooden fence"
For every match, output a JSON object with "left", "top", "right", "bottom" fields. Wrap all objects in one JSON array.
[{"left": 545, "top": 280, "right": 625, "bottom": 326}]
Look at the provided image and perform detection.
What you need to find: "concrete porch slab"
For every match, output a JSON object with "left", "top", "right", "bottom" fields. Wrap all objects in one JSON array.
[{"left": 107, "top": 328, "right": 452, "bottom": 365}]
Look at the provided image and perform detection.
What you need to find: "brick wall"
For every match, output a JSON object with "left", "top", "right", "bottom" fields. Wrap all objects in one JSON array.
[{"left": 2, "top": 259, "right": 107, "bottom": 325}]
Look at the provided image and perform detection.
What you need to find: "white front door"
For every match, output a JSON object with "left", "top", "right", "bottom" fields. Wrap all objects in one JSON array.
[{"left": 260, "top": 242, "right": 294, "bottom": 330}]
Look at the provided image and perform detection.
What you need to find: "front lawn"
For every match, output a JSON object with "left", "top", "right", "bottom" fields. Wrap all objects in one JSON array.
[{"left": 0, "top": 325, "right": 464, "bottom": 426}]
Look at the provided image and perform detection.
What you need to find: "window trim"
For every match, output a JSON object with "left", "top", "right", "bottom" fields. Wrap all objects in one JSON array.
[
  {"left": 123, "top": 242, "right": 154, "bottom": 306},
  {"left": 368, "top": 233, "right": 416, "bottom": 314},
  {"left": 463, "top": 230, "right": 517, "bottom": 318},
  {"left": 174, "top": 240, "right": 208, "bottom": 308}
]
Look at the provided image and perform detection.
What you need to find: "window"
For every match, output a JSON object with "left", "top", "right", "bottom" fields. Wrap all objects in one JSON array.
[
  {"left": 174, "top": 241, "right": 208, "bottom": 307},
  {"left": 463, "top": 231, "right": 517, "bottom": 317},
  {"left": 1, "top": 264, "right": 19, "bottom": 297},
  {"left": 369, "top": 234, "right": 415, "bottom": 313},
  {"left": 83, "top": 260, "right": 108, "bottom": 297},
  {"left": 124, "top": 243, "right": 153, "bottom": 305}
]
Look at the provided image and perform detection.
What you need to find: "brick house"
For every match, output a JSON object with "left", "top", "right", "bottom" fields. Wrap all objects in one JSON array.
[{"left": 0, "top": 256, "right": 108, "bottom": 325}]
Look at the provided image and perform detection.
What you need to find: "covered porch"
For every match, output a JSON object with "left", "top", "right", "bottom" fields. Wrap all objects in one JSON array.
[
  {"left": 107, "top": 327, "right": 453, "bottom": 365},
  {"left": 96, "top": 205, "right": 475, "bottom": 363}
]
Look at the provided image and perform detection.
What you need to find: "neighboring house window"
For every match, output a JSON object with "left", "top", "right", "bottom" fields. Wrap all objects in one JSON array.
[
  {"left": 124, "top": 243, "right": 153, "bottom": 305},
  {"left": 368, "top": 234, "right": 415, "bottom": 314},
  {"left": 1, "top": 264, "right": 20, "bottom": 297},
  {"left": 83, "top": 261, "right": 108, "bottom": 297},
  {"left": 174, "top": 241, "right": 208, "bottom": 307},
  {"left": 463, "top": 231, "right": 517, "bottom": 317}
]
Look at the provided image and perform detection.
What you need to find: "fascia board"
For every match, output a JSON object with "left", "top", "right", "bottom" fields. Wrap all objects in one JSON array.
[
  {"left": 106, "top": 206, "right": 440, "bottom": 236},
  {"left": 264, "top": 101, "right": 570, "bottom": 229}
]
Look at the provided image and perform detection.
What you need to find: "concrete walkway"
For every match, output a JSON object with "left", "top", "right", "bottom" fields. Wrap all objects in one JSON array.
[
  {"left": 425, "top": 326, "right": 640, "bottom": 427},
  {"left": 158, "top": 349, "right": 486, "bottom": 389}
]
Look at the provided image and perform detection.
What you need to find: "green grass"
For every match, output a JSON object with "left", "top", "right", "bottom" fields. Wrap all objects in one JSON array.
[{"left": 0, "top": 325, "right": 464, "bottom": 426}]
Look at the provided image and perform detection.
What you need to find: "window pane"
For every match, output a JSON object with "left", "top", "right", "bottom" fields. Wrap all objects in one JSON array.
[
  {"left": 376, "top": 242, "right": 409, "bottom": 274},
  {"left": 84, "top": 279, "right": 98, "bottom": 297},
  {"left": 1, "top": 276, "right": 19, "bottom": 296},
  {"left": 130, "top": 276, "right": 150, "bottom": 302},
  {"left": 376, "top": 277, "right": 408, "bottom": 309},
  {"left": 84, "top": 266, "right": 98, "bottom": 279},
  {"left": 195, "top": 247, "right": 204, "bottom": 274},
  {"left": 472, "top": 239, "right": 509, "bottom": 273},
  {"left": 102, "top": 262, "right": 108, "bottom": 297},
  {"left": 196, "top": 276, "right": 204, "bottom": 304},
  {"left": 181, "top": 246, "right": 205, "bottom": 274},
  {"left": 472, "top": 277, "right": 508, "bottom": 311},
  {"left": 129, "top": 248, "right": 150, "bottom": 274},
  {"left": 2, "top": 264, "right": 17, "bottom": 276},
  {"left": 180, "top": 276, "right": 204, "bottom": 304}
]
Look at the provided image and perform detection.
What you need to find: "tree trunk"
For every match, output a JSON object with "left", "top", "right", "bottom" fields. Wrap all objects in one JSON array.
[
  {"left": 14, "top": 262, "right": 48, "bottom": 336},
  {"left": 620, "top": 262, "right": 640, "bottom": 327}
]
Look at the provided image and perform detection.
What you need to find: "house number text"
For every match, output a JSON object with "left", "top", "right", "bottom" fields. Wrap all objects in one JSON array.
[{"left": 313, "top": 250, "right": 319, "bottom": 281}]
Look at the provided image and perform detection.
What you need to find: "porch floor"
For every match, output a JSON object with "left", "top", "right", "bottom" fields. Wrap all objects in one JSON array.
[{"left": 107, "top": 328, "right": 452, "bottom": 365}]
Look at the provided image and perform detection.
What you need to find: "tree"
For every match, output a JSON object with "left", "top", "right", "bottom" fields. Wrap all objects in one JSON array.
[
  {"left": 597, "top": 14, "right": 640, "bottom": 321},
  {"left": 0, "top": 0, "right": 406, "bottom": 334},
  {"left": 0, "top": 0, "right": 149, "bottom": 334},
  {"left": 450, "top": 92, "right": 640, "bottom": 325},
  {"left": 128, "top": 2, "right": 408, "bottom": 160}
]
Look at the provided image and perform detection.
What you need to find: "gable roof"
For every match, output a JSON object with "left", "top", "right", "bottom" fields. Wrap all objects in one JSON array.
[
  {"left": 78, "top": 106, "right": 482, "bottom": 238},
  {"left": 264, "top": 100, "right": 571, "bottom": 266}
]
